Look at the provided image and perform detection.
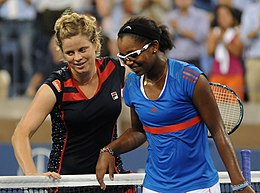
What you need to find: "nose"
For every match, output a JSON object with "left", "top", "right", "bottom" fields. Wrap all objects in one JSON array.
[
  {"left": 124, "top": 59, "right": 134, "bottom": 66},
  {"left": 74, "top": 52, "right": 82, "bottom": 61}
]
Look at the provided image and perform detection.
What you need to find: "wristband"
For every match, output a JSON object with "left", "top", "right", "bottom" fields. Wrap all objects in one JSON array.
[
  {"left": 231, "top": 181, "right": 249, "bottom": 192},
  {"left": 100, "top": 147, "right": 114, "bottom": 156}
]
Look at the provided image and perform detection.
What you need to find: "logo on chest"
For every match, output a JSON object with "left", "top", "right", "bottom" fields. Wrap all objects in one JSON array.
[
  {"left": 111, "top": 91, "right": 119, "bottom": 100},
  {"left": 151, "top": 106, "right": 158, "bottom": 112}
]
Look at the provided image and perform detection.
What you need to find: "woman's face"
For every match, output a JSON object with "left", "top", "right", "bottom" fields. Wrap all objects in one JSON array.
[
  {"left": 216, "top": 7, "right": 234, "bottom": 29},
  {"left": 62, "top": 34, "right": 96, "bottom": 74},
  {"left": 117, "top": 36, "right": 153, "bottom": 76}
]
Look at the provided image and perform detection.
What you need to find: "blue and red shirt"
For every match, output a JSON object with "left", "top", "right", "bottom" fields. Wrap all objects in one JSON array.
[{"left": 123, "top": 59, "right": 218, "bottom": 193}]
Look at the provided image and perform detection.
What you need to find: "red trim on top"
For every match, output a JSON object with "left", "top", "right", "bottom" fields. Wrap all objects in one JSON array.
[
  {"left": 63, "top": 92, "right": 86, "bottom": 101},
  {"left": 52, "top": 79, "right": 62, "bottom": 92},
  {"left": 57, "top": 111, "right": 68, "bottom": 174},
  {"left": 96, "top": 58, "right": 105, "bottom": 67},
  {"left": 184, "top": 67, "right": 200, "bottom": 76},
  {"left": 183, "top": 71, "right": 197, "bottom": 80},
  {"left": 143, "top": 116, "right": 201, "bottom": 134},
  {"left": 182, "top": 75, "right": 197, "bottom": 83},
  {"left": 62, "top": 78, "right": 86, "bottom": 101},
  {"left": 54, "top": 112, "right": 68, "bottom": 193},
  {"left": 63, "top": 78, "right": 73, "bottom": 87},
  {"left": 99, "top": 60, "right": 115, "bottom": 85}
]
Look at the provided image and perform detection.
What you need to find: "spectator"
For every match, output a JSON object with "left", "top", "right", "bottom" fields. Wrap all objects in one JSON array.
[
  {"left": 96, "top": 0, "right": 138, "bottom": 56},
  {"left": 165, "top": 0, "right": 210, "bottom": 69},
  {"left": 207, "top": 4, "right": 245, "bottom": 100},
  {"left": 138, "top": 0, "right": 173, "bottom": 24},
  {"left": 0, "top": 0, "right": 37, "bottom": 96},
  {"left": 240, "top": 1, "right": 260, "bottom": 103},
  {"left": 212, "top": 0, "right": 242, "bottom": 25},
  {"left": 25, "top": 36, "right": 66, "bottom": 98}
]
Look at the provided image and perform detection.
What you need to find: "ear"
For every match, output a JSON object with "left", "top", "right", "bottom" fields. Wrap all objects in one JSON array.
[{"left": 151, "top": 40, "right": 159, "bottom": 53}]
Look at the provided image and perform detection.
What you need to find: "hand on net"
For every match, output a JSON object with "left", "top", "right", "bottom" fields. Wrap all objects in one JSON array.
[
  {"left": 96, "top": 151, "right": 115, "bottom": 190},
  {"left": 42, "top": 171, "right": 61, "bottom": 179}
]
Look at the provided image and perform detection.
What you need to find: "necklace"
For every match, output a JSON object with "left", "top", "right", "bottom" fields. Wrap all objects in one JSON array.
[{"left": 144, "top": 65, "right": 167, "bottom": 86}]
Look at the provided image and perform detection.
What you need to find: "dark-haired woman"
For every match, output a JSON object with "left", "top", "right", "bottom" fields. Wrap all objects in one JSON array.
[{"left": 96, "top": 16, "right": 255, "bottom": 193}]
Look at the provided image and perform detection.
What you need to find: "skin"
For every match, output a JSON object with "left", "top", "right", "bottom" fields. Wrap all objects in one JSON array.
[
  {"left": 207, "top": 6, "right": 243, "bottom": 57},
  {"left": 96, "top": 35, "right": 255, "bottom": 193},
  {"left": 12, "top": 34, "right": 98, "bottom": 178}
]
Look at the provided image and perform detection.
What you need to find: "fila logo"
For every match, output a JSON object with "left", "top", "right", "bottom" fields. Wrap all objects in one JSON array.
[
  {"left": 151, "top": 106, "right": 158, "bottom": 112},
  {"left": 111, "top": 91, "right": 119, "bottom": 100}
]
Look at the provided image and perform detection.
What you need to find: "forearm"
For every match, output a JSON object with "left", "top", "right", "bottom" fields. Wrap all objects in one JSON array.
[
  {"left": 107, "top": 128, "right": 146, "bottom": 156},
  {"left": 207, "top": 42, "right": 216, "bottom": 56},
  {"left": 226, "top": 43, "right": 243, "bottom": 57},
  {"left": 12, "top": 128, "right": 37, "bottom": 175},
  {"left": 213, "top": 134, "right": 245, "bottom": 185},
  {"left": 178, "top": 29, "right": 195, "bottom": 41}
]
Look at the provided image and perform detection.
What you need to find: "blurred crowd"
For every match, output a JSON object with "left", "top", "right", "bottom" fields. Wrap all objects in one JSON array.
[{"left": 0, "top": 0, "right": 259, "bottom": 103}]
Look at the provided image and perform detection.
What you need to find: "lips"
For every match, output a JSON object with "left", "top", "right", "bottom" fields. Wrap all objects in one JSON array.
[{"left": 74, "top": 62, "right": 85, "bottom": 69}]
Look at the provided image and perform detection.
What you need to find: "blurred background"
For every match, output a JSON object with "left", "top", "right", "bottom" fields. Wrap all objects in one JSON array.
[{"left": 0, "top": 0, "right": 260, "bottom": 176}]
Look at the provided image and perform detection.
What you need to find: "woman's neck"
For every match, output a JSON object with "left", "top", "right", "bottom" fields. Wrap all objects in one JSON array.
[
  {"left": 74, "top": 68, "right": 97, "bottom": 86},
  {"left": 144, "top": 56, "right": 168, "bottom": 86}
]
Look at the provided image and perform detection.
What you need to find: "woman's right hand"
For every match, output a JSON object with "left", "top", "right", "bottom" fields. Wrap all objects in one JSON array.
[
  {"left": 96, "top": 152, "right": 115, "bottom": 190},
  {"left": 41, "top": 171, "right": 61, "bottom": 179}
]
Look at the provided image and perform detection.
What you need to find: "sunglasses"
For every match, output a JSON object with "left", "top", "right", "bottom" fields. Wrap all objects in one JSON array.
[{"left": 117, "top": 42, "right": 152, "bottom": 64}]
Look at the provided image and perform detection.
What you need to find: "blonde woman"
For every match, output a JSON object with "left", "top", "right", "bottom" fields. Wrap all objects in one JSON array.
[{"left": 12, "top": 10, "right": 129, "bottom": 178}]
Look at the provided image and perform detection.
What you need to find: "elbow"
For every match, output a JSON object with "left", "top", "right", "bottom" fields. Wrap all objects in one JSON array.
[
  {"left": 11, "top": 124, "right": 30, "bottom": 147},
  {"left": 11, "top": 129, "right": 19, "bottom": 148}
]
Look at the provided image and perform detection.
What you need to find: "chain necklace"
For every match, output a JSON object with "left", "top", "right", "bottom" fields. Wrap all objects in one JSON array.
[{"left": 144, "top": 65, "right": 167, "bottom": 86}]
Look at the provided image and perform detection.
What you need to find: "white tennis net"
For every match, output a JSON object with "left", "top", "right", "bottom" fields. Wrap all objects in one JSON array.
[{"left": 0, "top": 172, "right": 260, "bottom": 193}]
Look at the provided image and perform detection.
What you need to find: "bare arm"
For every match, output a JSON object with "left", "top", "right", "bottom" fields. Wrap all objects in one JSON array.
[
  {"left": 193, "top": 75, "right": 254, "bottom": 192},
  {"left": 207, "top": 28, "right": 220, "bottom": 56},
  {"left": 11, "top": 84, "right": 57, "bottom": 176},
  {"left": 225, "top": 33, "right": 244, "bottom": 57},
  {"left": 96, "top": 107, "right": 146, "bottom": 189},
  {"left": 108, "top": 108, "right": 146, "bottom": 154}
]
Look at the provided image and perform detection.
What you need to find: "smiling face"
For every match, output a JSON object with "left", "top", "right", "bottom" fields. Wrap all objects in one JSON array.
[
  {"left": 117, "top": 35, "right": 155, "bottom": 76},
  {"left": 62, "top": 34, "right": 97, "bottom": 75}
]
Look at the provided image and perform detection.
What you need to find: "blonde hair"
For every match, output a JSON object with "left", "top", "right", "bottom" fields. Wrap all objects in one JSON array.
[{"left": 54, "top": 10, "right": 102, "bottom": 56}]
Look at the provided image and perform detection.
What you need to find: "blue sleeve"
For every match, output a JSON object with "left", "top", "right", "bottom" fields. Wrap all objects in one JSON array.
[
  {"left": 181, "top": 64, "right": 203, "bottom": 99},
  {"left": 123, "top": 72, "right": 136, "bottom": 107}
]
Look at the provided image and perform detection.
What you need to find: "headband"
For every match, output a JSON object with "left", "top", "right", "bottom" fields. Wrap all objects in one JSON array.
[{"left": 118, "top": 24, "right": 160, "bottom": 40}]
